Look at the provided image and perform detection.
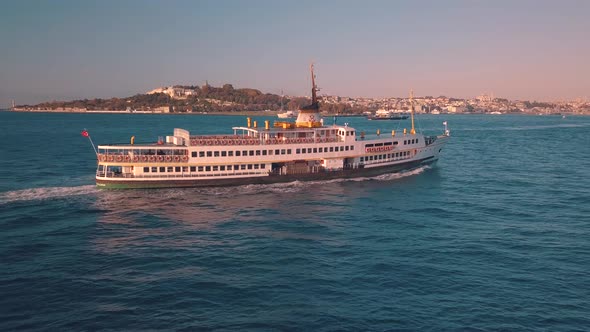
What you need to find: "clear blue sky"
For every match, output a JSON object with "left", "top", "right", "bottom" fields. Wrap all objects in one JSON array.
[{"left": 1, "top": 0, "right": 589, "bottom": 107}]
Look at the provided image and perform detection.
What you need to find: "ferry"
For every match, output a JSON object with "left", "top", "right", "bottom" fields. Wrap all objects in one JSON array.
[{"left": 93, "top": 65, "right": 450, "bottom": 189}]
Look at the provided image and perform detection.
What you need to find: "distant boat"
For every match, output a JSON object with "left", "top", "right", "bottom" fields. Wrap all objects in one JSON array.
[
  {"left": 367, "top": 109, "right": 409, "bottom": 120},
  {"left": 277, "top": 110, "right": 297, "bottom": 119}
]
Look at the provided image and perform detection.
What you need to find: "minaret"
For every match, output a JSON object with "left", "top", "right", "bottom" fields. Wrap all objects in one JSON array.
[{"left": 296, "top": 63, "right": 322, "bottom": 128}]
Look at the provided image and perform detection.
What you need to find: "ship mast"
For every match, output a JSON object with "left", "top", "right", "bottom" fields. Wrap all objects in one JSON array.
[
  {"left": 410, "top": 89, "right": 416, "bottom": 135},
  {"left": 310, "top": 63, "right": 318, "bottom": 108}
]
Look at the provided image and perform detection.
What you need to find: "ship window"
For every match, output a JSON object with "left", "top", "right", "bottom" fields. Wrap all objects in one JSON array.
[
  {"left": 369, "top": 156, "right": 374, "bottom": 161},
  {"left": 340, "top": 146, "right": 344, "bottom": 151},
  {"left": 287, "top": 149, "right": 292, "bottom": 154},
  {"left": 249, "top": 151, "right": 254, "bottom": 156},
  {"left": 254, "top": 164, "right": 259, "bottom": 169},
  {"left": 241, "top": 165, "right": 246, "bottom": 170},
  {"left": 242, "top": 150, "right": 247, "bottom": 156},
  {"left": 234, "top": 165, "right": 239, "bottom": 170},
  {"left": 301, "top": 149, "right": 306, "bottom": 154},
  {"left": 313, "top": 148, "right": 317, "bottom": 153},
  {"left": 236, "top": 151, "right": 241, "bottom": 156},
  {"left": 416, "top": 139, "right": 419, "bottom": 144},
  {"left": 275, "top": 149, "right": 280, "bottom": 155},
  {"left": 198, "top": 166, "right": 204, "bottom": 172},
  {"left": 160, "top": 167, "right": 165, "bottom": 172},
  {"left": 190, "top": 166, "right": 196, "bottom": 172},
  {"left": 296, "top": 148, "right": 301, "bottom": 154},
  {"left": 360, "top": 157, "right": 364, "bottom": 162},
  {"left": 213, "top": 166, "right": 218, "bottom": 171},
  {"left": 281, "top": 149, "right": 286, "bottom": 155},
  {"left": 143, "top": 167, "right": 149, "bottom": 172},
  {"left": 227, "top": 165, "right": 232, "bottom": 171},
  {"left": 151, "top": 167, "right": 157, "bottom": 172},
  {"left": 199, "top": 151, "right": 205, "bottom": 157},
  {"left": 228, "top": 151, "right": 234, "bottom": 157},
  {"left": 192, "top": 151, "right": 197, "bottom": 157},
  {"left": 261, "top": 164, "right": 266, "bottom": 169},
  {"left": 175, "top": 167, "right": 181, "bottom": 172},
  {"left": 221, "top": 151, "right": 227, "bottom": 157},
  {"left": 167, "top": 167, "right": 173, "bottom": 172},
  {"left": 394, "top": 141, "right": 399, "bottom": 145},
  {"left": 350, "top": 146, "right": 354, "bottom": 150},
  {"left": 205, "top": 166, "right": 211, "bottom": 171},
  {"left": 207, "top": 151, "right": 212, "bottom": 157},
  {"left": 214, "top": 151, "right": 220, "bottom": 157},
  {"left": 248, "top": 164, "right": 253, "bottom": 170},
  {"left": 220, "top": 166, "right": 225, "bottom": 171},
  {"left": 262, "top": 150, "right": 267, "bottom": 156},
  {"left": 329, "top": 147, "right": 333, "bottom": 152},
  {"left": 345, "top": 146, "right": 349, "bottom": 151},
  {"left": 404, "top": 140, "right": 407, "bottom": 145},
  {"left": 319, "top": 148, "right": 323, "bottom": 153},
  {"left": 384, "top": 142, "right": 392, "bottom": 146}
]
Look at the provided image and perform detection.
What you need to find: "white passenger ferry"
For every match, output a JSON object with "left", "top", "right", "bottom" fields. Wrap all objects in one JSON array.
[{"left": 94, "top": 65, "right": 450, "bottom": 189}]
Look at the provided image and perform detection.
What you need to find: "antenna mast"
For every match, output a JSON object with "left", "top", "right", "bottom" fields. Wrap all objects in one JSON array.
[{"left": 410, "top": 89, "right": 416, "bottom": 135}]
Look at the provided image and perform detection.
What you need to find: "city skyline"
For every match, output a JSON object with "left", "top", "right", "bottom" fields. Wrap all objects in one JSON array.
[{"left": 1, "top": 0, "right": 589, "bottom": 108}]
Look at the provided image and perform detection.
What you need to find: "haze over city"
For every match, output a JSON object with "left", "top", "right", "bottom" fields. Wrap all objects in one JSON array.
[{"left": 1, "top": 0, "right": 589, "bottom": 108}]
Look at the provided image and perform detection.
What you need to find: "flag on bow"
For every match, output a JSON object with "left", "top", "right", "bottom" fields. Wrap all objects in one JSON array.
[{"left": 81, "top": 130, "right": 89, "bottom": 137}]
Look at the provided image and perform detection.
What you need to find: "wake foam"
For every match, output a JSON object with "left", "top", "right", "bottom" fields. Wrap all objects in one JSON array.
[
  {"left": 203, "top": 165, "right": 432, "bottom": 195},
  {"left": 0, "top": 185, "right": 98, "bottom": 204}
]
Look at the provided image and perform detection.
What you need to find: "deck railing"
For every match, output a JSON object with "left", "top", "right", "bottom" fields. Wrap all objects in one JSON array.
[
  {"left": 97, "top": 153, "right": 189, "bottom": 163},
  {"left": 188, "top": 136, "right": 340, "bottom": 146}
]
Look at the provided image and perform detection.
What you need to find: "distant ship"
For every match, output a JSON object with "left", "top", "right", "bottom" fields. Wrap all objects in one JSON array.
[
  {"left": 93, "top": 65, "right": 450, "bottom": 189},
  {"left": 367, "top": 109, "right": 409, "bottom": 120},
  {"left": 277, "top": 110, "right": 297, "bottom": 119}
]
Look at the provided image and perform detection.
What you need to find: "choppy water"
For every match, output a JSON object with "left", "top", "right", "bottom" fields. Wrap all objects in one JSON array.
[{"left": 1, "top": 112, "right": 589, "bottom": 331}]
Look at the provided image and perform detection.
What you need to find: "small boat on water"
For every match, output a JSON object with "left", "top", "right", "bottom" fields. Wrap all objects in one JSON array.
[
  {"left": 367, "top": 109, "right": 409, "bottom": 120},
  {"left": 92, "top": 65, "right": 450, "bottom": 189},
  {"left": 277, "top": 110, "right": 297, "bottom": 119}
]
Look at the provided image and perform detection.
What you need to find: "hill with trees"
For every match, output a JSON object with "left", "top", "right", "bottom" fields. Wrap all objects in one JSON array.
[{"left": 18, "top": 83, "right": 368, "bottom": 114}]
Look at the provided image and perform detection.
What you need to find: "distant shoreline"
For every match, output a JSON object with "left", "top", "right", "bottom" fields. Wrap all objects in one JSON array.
[{"left": 6, "top": 108, "right": 589, "bottom": 116}]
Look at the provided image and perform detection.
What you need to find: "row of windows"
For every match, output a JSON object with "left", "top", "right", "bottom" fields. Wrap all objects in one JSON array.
[
  {"left": 404, "top": 139, "right": 419, "bottom": 145},
  {"left": 297, "top": 145, "right": 353, "bottom": 154},
  {"left": 360, "top": 151, "right": 411, "bottom": 162},
  {"left": 143, "top": 164, "right": 266, "bottom": 173},
  {"left": 191, "top": 146, "right": 355, "bottom": 158}
]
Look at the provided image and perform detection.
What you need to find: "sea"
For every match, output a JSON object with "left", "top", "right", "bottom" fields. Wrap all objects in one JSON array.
[{"left": 0, "top": 111, "right": 589, "bottom": 331}]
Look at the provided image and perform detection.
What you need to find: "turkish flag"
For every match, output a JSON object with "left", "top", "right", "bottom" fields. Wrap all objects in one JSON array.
[{"left": 81, "top": 130, "right": 89, "bottom": 137}]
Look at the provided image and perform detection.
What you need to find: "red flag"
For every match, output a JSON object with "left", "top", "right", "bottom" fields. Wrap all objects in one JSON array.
[{"left": 81, "top": 130, "right": 89, "bottom": 137}]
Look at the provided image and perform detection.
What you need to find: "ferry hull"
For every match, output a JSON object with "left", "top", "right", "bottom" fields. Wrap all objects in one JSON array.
[{"left": 96, "top": 156, "right": 437, "bottom": 189}]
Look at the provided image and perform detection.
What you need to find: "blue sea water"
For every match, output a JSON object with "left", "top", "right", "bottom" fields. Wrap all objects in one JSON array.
[{"left": 0, "top": 111, "right": 589, "bottom": 331}]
